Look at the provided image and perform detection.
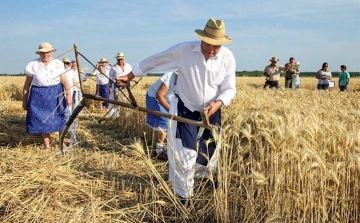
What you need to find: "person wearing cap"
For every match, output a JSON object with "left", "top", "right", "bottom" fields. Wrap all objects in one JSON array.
[
  {"left": 22, "top": 42, "right": 72, "bottom": 150},
  {"left": 116, "top": 18, "right": 236, "bottom": 202},
  {"left": 263, "top": 57, "right": 286, "bottom": 89},
  {"left": 284, "top": 57, "right": 301, "bottom": 89},
  {"left": 109, "top": 52, "right": 132, "bottom": 100},
  {"left": 146, "top": 71, "right": 178, "bottom": 161},
  {"left": 93, "top": 58, "right": 111, "bottom": 111}
]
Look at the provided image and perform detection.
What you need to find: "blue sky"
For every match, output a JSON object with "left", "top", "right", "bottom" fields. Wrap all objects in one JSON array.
[{"left": 0, "top": 0, "right": 359, "bottom": 74}]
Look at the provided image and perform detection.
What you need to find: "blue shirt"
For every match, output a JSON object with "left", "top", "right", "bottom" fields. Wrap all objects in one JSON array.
[{"left": 338, "top": 72, "right": 350, "bottom": 86}]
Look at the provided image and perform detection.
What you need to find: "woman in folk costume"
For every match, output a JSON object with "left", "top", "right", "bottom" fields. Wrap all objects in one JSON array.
[
  {"left": 94, "top": 58, "right": 110, "bottom": 111},
  {"left": 116, "top": 18, "right": 236, "bottom": 203},
  {"left": 146, "top": 71, "right": 178, "bottom": 161},
  {"left": 22, "top": 42, "right": 72, "bottom": 149}
]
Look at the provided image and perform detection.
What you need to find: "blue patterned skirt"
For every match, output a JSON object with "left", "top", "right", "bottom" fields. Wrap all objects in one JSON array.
[
  {"left": 146, "top": 93, "right": 169, "bottom": 130},
  {"left": 26, "top": 84, "right": 67, "bottom": 134}
]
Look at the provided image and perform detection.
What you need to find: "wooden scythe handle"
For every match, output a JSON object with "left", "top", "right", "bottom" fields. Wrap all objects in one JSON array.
[
  {"left": 126, "top": 84, "right": 138, "bottom": 107},
  {"left": 200, "top": 109, "right": 210, "bottom": 127}
]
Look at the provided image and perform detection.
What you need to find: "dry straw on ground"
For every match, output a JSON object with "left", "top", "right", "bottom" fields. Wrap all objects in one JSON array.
[{"left": 1, "top": 76, "right": 359, "bottom": 222}]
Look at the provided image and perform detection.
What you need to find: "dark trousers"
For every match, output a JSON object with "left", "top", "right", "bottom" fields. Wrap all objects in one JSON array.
[
  {"left": 264, "top": 80, "right": 279, "bottom": 89},
  {"left": 175, "top": 98, "right": 221, "bottom": 166}
]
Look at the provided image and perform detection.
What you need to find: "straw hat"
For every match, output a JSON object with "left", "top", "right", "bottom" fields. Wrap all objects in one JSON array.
[
  {"left": 269, "top": 56, "right": 280, "bottom": 62},
  {"left": 36, "top": 42, "right": 57, "bottom": 54},
  {"left": 115, "top": 52, "right": 125, "bottom": 59},
  {"left": 63, "top": 57, "right": 70, "bottom": 63},
  {"left": 195, "top": 18, "right": 231, "bottom": 45},
  {"left": 98, "top": 58, "right": 108, "bottom": 63}
]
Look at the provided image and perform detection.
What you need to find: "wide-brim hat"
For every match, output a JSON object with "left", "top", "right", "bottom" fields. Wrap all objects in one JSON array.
[
  {"left": 195, "top": 18, "right": 232, "bottom": 45},
  {"left": 98, "top": 58, "right": 108, "bottom": 63},
  {"left": 36, "top": 42, "right": 57, "bottom": 54},
  {"left": 269, "top": 56, "right": 280, "bottom": 62},
  {"left": 63, "top": 57, "right": 70, "bottom": 63},
  {"left": 115, "top": 52, "right": 125, "bottom": 59}
]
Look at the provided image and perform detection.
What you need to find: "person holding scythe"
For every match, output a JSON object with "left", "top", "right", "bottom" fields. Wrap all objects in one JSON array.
[{"left": 116, "top": 18, "right": 236, "bottom": 203}]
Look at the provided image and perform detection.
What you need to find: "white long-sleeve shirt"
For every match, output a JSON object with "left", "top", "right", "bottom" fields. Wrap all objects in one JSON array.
[{"left": 132, "top": 41, "right": 236, "bottom": 112}]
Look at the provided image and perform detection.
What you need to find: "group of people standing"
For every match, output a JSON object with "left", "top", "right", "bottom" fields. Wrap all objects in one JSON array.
[
  {"left": 263, "top": 56, "right": 301, "bottom": 90},
  {"left": 263, "top": 57, "right": 351, "bottom": 91}
]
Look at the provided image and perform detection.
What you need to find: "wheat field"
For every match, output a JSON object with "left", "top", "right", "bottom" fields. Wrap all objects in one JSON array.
[{"left": 0, "top": 76, "right": 359, "bottom": 223}]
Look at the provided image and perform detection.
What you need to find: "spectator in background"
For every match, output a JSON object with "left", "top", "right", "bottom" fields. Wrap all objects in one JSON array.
[
  {"left": 316, "top": 62, "right": 332, "bottom": 90},
  {"left": 284, "top": 57, "right": 300, "bottom": 89},
  {"left": 295, "top": 62, "right": 300, "bottom": 90},
  {"left": 338, "top": 65, "right": 350, "bottom": 92},
  {"left": 263, "top": 56, "right": 285, "bottom": 89},
  {"left": 22, "top": 42, "right": 71, "bottom": 149},
  {"left": 146, "top": 71, "right": 178, "bottom": 161}
]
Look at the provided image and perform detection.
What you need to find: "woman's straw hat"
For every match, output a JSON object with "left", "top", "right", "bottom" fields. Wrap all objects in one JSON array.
[
  {"left": 63, "top": 57, "right": 70, "bottom": 63},
  {"left": 98, "top": 58, "right": 108, "bottom": 63},
  {"left": 269, "top": 56, "right": 280, "bottom": 62},
  {"left": 115, "top": 52, "right": 125, "bottom": 59},
  {"left": 35, "top": 42, "right": 57, "bottom": 54},
  {"left": 195, "top": 18, "right": 231, "bottom": 45}
]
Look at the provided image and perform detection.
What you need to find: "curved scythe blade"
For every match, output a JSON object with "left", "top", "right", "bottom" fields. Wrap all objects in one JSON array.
[{"left": 59, "top": 98, "right": 86, "bottom": 154}]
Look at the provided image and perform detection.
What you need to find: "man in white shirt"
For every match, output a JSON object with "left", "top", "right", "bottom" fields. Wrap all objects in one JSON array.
[
  {"left": 116, "top": 18, "right": 236, "bottom": 203},
  {"left": 109, "top": 52, "right": 132, "bottom": 99}
]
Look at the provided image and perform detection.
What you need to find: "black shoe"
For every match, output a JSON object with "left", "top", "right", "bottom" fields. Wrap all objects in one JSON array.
[
  {"left": 179, "top": 196, "right": 192, "bottom": 206},
  {"left": 151, "top": 150, "right": 168, "bottom": 161},
  {"left": 202, "top": 178, "right": 218, "bottom": 189}
]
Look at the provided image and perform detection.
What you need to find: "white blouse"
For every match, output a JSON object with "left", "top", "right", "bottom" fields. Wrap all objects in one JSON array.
[{"left": 25, "top": 58, "right": 66, "bottom": 86}]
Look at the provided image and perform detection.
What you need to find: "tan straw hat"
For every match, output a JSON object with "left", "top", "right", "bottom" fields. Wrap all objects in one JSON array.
[
  {"left": 195, "top": 18, "right": 231, "bottom": 45},
  {"left": 115, "top": 52, "right": 125, "bottom": 59},
  {"left": 269, "top": 56, "right": 280, "bottom": 62},
  {"left": 63, "top": 57, "right": 70, "bottom": 63},
  {"left": 98, "top": 58, "right": 108, "bottom": 63},
  {"left": 35, "top": 42, "right": 56, "bottom": 54}
]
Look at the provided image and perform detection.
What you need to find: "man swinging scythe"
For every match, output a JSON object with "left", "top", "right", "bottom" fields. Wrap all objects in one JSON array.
[{"left": 115, "top": 18, "right": 236, "bottom": 203}]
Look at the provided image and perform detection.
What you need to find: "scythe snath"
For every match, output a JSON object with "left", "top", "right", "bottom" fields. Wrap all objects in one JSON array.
[{"left": 58, "top": 44, "right": 213, "bottom": 155}]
